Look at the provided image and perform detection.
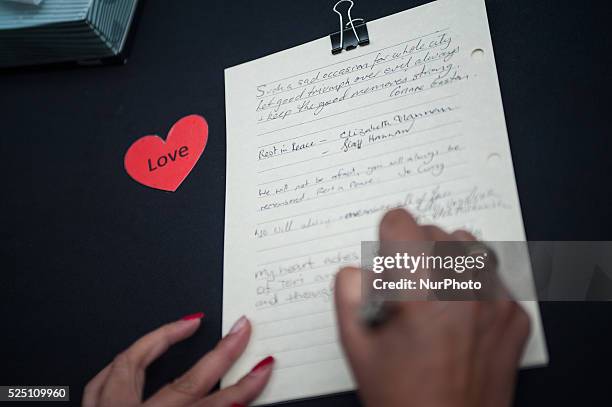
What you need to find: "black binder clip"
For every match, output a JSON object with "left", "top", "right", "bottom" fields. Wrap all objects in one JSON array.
[{"left": 330, "top": 0, "right": 370, "bottom": 55}]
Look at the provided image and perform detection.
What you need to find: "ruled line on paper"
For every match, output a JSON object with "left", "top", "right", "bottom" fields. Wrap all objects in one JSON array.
[
  {"left": 257, "top": 323, "right": 336, "bottom": 341},
  {"left": 252, "top": 339, "right": 340, "bottom": 358},
  {"left": 255, "top": 294, "right": 337, "bottom": 310},
  {"left": 273, "top": 357, "right": 346, "bottom": 372},
  {"left": 254, "top": 309, "right": 332, "bottom": 325},
  {"left": 256, "top": 244, "right": 360, "bottom": 267},
  {"left": 256, "top": 225, "right": 378, "bottom": 253}
]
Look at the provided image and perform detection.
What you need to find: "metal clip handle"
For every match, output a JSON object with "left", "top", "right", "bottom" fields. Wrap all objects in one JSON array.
[{"left": 330, "top": 0, "right": 370, "bottom": 55}]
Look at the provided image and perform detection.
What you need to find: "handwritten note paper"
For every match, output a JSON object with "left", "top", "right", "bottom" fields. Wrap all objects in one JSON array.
[{"left": 222, "top": 0, "right": 547, "bottom": 404}]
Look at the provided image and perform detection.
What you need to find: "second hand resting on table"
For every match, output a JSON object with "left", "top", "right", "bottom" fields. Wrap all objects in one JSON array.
[{"left": 83, "top": 209, "right": 530, "bottom": 407}]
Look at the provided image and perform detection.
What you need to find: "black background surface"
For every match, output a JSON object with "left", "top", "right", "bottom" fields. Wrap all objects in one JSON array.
[{"left": 2, "top": 0, "right": 611, "bottom": 405}]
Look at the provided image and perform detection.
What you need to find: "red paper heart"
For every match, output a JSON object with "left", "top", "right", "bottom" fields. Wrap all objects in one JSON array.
[{"left": 124, "top": 115, "right": 208, "bottom": 191}]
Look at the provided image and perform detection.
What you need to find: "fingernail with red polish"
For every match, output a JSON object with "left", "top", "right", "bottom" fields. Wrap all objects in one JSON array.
[
  {"left": 230, "top": 404, "right": 245, "bottom": 407},
  {"left": 250, "top": 356, "right": 275, "bottom": 375},
  {"left": 181, "top": 312, "right": 205, "bottom": 321}
]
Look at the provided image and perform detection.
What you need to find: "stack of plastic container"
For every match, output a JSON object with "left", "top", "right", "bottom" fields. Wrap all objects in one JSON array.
[{"left": 0, "top": 0, "right": 139, "bottom": 67}]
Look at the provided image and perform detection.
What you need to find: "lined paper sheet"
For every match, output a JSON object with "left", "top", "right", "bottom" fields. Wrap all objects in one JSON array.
[{"left": 223, "top": 0, "right": 547, "bottom": 404}]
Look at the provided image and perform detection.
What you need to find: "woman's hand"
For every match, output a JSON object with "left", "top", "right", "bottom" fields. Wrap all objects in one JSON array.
[
  {"left": 83, "top": 313, "right": 273, "bottom": 407},
  {"left": 335, "top": 208, "right": 531, "bottom": 407}
]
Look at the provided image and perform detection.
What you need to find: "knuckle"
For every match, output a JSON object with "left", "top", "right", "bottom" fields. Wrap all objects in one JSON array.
[
  {"left": 111, "top": 352, "right": 132, "bottom": 371},
  {"left": 213, "top": 343, "right": 237, "bottom": 367},
  {"left": 157, "top": 325, "right": 174, "bottom": 348},
  {"left": 223, "top": 376, "right": 260, "bottom": 403},
  {"left": 169, "top": 373, "right": 200, "bottom": 397}
]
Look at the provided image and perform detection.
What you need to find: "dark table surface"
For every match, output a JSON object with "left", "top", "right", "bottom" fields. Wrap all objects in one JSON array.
[{"left": 2, "top": 0, "right": 611, "bottom": 405}]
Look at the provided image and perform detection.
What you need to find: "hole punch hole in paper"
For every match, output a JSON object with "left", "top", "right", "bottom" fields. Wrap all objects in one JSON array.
[
  {"left": 471, "top": 48, "right": 485, "bottom": 60},
  {"left": 487, "top": 152, "right": 502, "bottom": 168}
]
